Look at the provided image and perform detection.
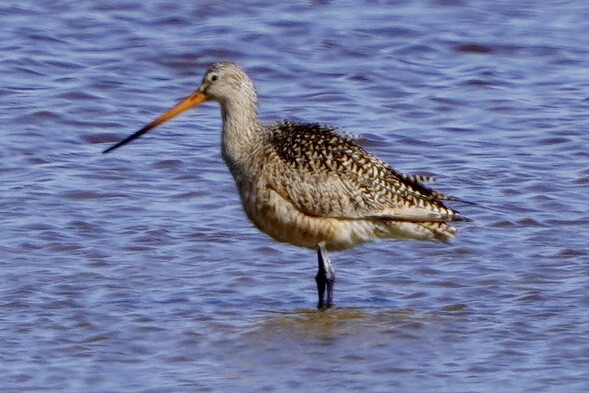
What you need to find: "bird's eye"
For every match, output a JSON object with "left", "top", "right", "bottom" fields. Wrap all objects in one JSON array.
[{"left": 210, "top": 74, "right": 219, "bottom": 82}]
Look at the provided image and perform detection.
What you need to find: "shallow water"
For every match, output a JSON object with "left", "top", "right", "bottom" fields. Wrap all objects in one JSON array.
[{"left": 2, "top": 1, "right": 589, "bottom": 392}]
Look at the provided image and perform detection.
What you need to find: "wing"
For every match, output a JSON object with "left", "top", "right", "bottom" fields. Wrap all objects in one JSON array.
[{"left": 263, "top": 121, "right": 463, "bottom": 223}]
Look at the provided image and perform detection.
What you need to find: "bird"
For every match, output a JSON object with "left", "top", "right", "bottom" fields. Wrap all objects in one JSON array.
[{"left": 103, "top": 62, "right": 467, "bottom": 309}]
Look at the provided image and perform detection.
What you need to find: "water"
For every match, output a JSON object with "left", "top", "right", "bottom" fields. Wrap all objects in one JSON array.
[{"left": 2, "top": 1, "right": 588, "bottom": 392}]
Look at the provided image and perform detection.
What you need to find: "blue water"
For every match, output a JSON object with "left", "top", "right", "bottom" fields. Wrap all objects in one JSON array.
[{"left": 2, "top": 1, "right": 588, "bottom": 392}]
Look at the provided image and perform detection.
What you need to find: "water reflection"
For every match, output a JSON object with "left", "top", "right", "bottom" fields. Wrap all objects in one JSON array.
[{"left": 247, "top": 305, "right": 468, "bottom": 341}]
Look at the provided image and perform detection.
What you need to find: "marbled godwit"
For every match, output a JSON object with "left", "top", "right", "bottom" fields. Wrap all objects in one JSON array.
[{"left": 103, "top": 62, "right": 466, "bottom": 309}]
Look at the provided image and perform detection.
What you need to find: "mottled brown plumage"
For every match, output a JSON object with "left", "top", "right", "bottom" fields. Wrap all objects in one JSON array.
[{"left": 103, "top": 61, "right": 466, "bottom": 308}]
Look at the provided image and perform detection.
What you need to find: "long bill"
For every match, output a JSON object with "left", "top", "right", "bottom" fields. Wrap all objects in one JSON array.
[{"left": 102, "top": 90, "right": 208, "bottom": 154}]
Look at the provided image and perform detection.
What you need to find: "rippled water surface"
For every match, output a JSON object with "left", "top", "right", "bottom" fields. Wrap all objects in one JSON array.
[{"left": 2, "top": 1, "right": 589, "bottom": 392}]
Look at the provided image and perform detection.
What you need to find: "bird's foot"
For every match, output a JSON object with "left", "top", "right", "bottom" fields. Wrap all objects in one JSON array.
[
  {"left": 316, "top": 242, "right": 335, "bottom": 310},
  {"left": 316, "top": 280, "right": 335, "bottom": 310}
]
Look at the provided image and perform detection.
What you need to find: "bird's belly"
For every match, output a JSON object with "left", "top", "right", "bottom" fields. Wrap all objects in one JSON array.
[{"left": 239, "top": 184, "right": 386, "bottom": 251}]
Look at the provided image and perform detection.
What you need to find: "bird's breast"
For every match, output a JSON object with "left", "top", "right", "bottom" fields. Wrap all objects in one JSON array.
[{"left": 232, "top": 177, "right": 383, "bottom": 251}]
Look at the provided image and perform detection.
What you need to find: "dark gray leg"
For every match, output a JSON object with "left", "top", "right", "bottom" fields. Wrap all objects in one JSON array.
[{"left": 315, "top": 242, "right": 335, "bottom": 310}]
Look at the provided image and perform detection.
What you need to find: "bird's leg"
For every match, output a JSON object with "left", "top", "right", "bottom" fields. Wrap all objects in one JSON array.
[{"left": 315, "top": 242, "right": 335, "bottom": 310}]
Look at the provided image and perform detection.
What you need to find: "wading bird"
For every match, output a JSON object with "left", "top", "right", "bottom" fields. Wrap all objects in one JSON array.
[{"left": 103, "top": 62, "right": 466, "bottom": 309}]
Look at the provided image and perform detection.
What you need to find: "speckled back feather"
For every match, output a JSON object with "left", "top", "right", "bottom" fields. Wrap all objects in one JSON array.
[{"left": 260, "top": 120, "right": 463, "bottom": 240}]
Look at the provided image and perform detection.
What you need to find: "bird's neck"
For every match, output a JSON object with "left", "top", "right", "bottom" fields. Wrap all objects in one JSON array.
[{"left": 220, "top": 98, "right": 262, "bottom": 177}]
